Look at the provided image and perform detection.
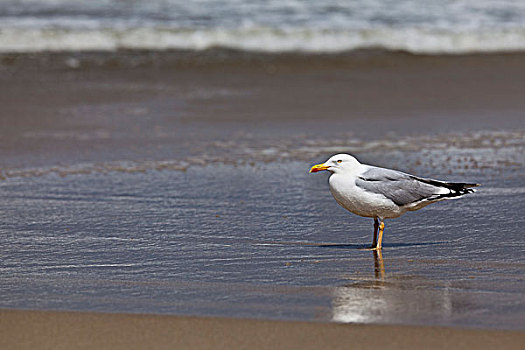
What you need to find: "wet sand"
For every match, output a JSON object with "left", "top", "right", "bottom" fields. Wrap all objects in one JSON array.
[
  {"left": 1, "top": 50, "right": 524, "bottom": 168},
  {"left": 2, "top": 309, "right": 524, "bottom": 350},
  {"left": 1, "top": 163, "right": 523, "bottom": 329}
]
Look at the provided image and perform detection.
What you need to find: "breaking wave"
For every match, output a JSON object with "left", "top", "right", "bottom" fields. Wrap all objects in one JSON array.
[{"left": 2, "top": 26, "right": 525, "bottom": 54}]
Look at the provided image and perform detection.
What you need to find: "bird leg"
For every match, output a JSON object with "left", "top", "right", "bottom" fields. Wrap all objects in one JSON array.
[
  {"left": 375, "top": 221, "right": 385, "bottom": 250},
  {"left": 370, "top": 218, "right": 379, "bottom": 248}
]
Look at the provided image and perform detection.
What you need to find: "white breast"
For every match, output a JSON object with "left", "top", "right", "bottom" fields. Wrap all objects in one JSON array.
[{"left": 328, "top": 173, "right": 403, "bottom": 219}]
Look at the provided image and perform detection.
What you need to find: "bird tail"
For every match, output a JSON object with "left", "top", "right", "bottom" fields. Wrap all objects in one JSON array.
[
  {"left": 439, "top": 181, "right": 479, "bottom": 193},
  {"left": 411, "top": 176, "right": 480, "bottom": 199},
  {"left": 444, "top": 184, "right": 478, "bottom": 198}
]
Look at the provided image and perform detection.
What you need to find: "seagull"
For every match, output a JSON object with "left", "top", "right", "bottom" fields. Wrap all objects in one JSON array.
[{"left": 309, "top": 154, "right": 479, "bottom": 250}]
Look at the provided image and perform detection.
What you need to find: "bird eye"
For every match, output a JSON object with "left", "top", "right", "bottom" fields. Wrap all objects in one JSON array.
[{"left": 337, "top": 160, "right": 342, "bottom": 163}]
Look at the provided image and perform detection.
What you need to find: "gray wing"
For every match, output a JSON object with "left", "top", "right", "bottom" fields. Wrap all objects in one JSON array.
[{"left": 355, "top": 167, "right": 441, "bottom": 206}]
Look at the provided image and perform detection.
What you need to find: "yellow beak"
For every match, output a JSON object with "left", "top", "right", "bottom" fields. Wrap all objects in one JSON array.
[{"left": 309, "top": 163, "right": 330, "bottom": 173}]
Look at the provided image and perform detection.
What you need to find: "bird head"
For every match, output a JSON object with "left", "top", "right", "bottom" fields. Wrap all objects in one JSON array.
[{"left": 309, "top": 154, "right": 360, "bottom": 174}]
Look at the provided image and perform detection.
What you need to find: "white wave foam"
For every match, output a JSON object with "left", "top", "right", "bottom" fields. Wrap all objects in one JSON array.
[{"left": 2, "top": 26, "right": 525, "bottom": 54}]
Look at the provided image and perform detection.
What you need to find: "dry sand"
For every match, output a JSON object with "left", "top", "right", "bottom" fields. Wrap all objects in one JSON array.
[{"left": 1, "top": 309, "right": 524, "bottom": 350}]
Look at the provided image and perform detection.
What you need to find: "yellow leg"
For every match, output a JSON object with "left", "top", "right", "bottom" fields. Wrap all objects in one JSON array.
[{"left": 376, "top": 221, "right": 385, "bottom": 250}]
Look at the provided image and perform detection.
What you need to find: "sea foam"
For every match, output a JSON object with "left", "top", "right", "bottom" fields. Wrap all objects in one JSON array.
[{"left": 2, "top": 26, "right": 525, "bottom": 54}]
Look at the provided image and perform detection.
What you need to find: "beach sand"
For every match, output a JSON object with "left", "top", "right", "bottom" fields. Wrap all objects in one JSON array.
[
  {"left": 1, "top": 50, "right": 524, "bottom": 347},
  {"left": 2, "top": 309, "right": 524, "bottom": 350}
]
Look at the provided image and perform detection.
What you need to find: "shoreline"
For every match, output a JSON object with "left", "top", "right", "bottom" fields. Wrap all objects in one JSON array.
[
  {"left": 1, "top": 309, "right": 524, "bottom": 350},
  {"left": 3, "top": 48, "right": 525, "bottom": 70}
]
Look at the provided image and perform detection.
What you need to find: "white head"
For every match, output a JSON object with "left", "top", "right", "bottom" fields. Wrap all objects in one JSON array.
[{"left": 309, "top": 154, "right": 361, "bottom": 174}]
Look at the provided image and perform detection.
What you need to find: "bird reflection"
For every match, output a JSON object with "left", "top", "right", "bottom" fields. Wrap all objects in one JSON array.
[
  {"left": 373, "top": 250, "right": 385, "bottom": 280},
  {"left": 331, "top": 250, "right": 457, "bottom": 324},
  {"left": 331, "top": 251, "right": 388, "bottom": 322}
]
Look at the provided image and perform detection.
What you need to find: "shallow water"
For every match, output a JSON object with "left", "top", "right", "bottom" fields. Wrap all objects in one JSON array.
[{"left": 1, "top": 156, "right": 523, "bottom": 329}]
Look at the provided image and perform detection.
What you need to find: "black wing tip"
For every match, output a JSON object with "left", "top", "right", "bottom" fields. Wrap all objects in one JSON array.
[
  {"left": 430, "top": 186, "right": 477, "bottom": 201},
  {"left": 409, "top": 175, "right": 480, "bottom": 190},
  {"left": 438, "top": 181, "right": 481, "bottom": 192},
  {"left": 443, "top": 182, "right": 480, "bottom": 190}
]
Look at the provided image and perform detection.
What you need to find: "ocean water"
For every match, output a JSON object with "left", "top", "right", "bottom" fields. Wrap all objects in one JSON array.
[{"left": 1, "top": 0, "right": 525, "bottom": 53}]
